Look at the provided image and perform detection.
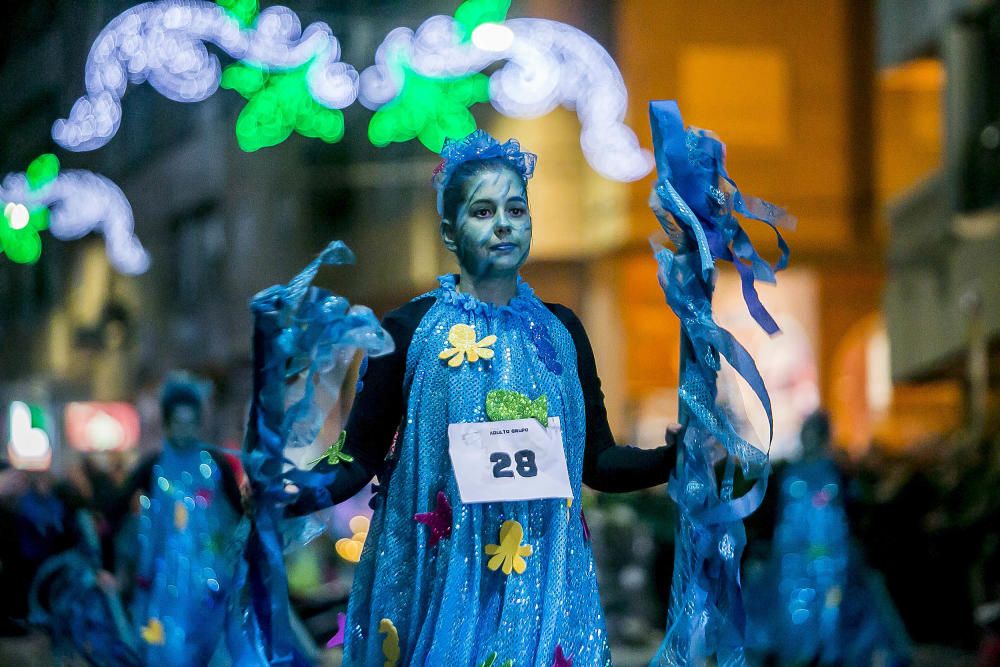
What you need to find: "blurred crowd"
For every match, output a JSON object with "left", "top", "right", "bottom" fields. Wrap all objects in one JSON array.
[{"left": 1, "top": 397, "right": 998, "bottom": 665}]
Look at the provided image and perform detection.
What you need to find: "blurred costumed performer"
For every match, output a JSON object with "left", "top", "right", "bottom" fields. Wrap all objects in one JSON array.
[
  {"left": 284, "top": 129, "right": 678, "bottom": 665},
  {"left": 744, "top": 411, "right": 911, "bottom": 666},
  {"left": 110, "top": 377, "right": 249, "bottom": 665}
]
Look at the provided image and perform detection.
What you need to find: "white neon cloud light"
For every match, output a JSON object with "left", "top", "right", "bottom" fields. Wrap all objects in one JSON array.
[
  {"left": 359, "top": 15, "right": 654, "bottom": 182},
  {"left": 41, "top": 2, "right": 654, "bottom": 273},
  {"left": 7, "top": 401, "right": 52, "bottom": 471},
  {"left": 1, "top": 170, "right": 149, "bottom": 275},
  {"left": 53, "top": 1, "right": 359, "bottom": 152}
]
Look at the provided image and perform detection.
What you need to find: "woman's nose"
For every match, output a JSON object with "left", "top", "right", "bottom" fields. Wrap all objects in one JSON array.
[{"left": 494, "top": 215, "right": 512, "bottom": 236}]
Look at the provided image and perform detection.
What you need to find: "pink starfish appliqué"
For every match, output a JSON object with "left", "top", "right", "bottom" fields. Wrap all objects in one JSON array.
[
  {"left": 414, "top": 490, "right": 453, "bottom": 547},
  {"left": 552, "top": 644, "right": 573, "bottom": 667},
  {"left": 326, "top": 612, "right": 346, "bottom": 648}
]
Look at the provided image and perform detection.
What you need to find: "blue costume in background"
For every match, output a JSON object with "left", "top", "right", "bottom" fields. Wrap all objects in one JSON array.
[
  {"left": 132, "top": 443, "right": 247, "bottom": 665},
  {"left": 744, "top": 455, "right": 911, "bottom": 666},
  {"left": 759, "top": 458, "right": 850, "bottom": 664}
]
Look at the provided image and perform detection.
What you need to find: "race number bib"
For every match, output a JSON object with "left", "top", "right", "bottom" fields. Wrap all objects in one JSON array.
[{"left": 448, "top": 417, "right": 572, "bottom": 504}]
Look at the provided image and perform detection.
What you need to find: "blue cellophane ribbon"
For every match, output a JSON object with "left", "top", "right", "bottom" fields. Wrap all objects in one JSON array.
[
  {"left": 647, "top": 100, "right": 793, "bottom": 666},
  {"left": 29, "top": 511, "right": 140, "bottom": 666},
  {"left": 241, "top": 241, "right": 393, "bottom": 665}
]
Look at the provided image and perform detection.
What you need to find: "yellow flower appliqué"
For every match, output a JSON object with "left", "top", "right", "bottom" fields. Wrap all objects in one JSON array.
[
  {"left": 174, "top": 501, "right": 188, "bottom": 531},
  {"left": 140, "top": 617, "right": 165, "bottom": 645},
  {"left": 485, "top": 519, "right": 533, "bottom": 575},
  {"left": 439, "top": 324, "right": 497, "bottom": 367},
  {"left": 379, "top": 618, "right": 400, "bottom": 667},
  {"left": 335, "top": 514, "right": 370, "bottom": 563}
]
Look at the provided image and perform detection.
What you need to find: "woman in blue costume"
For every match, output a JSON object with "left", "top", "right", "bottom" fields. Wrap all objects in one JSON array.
[
  {"left": 745, "top": 412, "right": 911, "bottom": 666},
  {"left": 114, "top": 379, "right": 248, "bottom": 665},
  {"left": 289, "top": 130, "right": 677, "bottom": 666}
]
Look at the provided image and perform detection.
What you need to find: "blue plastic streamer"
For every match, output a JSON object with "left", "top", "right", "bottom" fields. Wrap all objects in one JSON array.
[
  {"left": 29, "top": 511, "right": 140, "bottom": 666},
  {"left": 647, "top": 100, "right": 793, "bottom": 666},
  {"left": 241, "top": 240, "right": 392, "bottom": 665}
]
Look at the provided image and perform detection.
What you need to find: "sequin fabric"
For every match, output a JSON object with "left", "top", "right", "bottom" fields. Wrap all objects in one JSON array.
[
  {"left": 485, "top": 389, "right": 549, "bottom": 426},
  {"left": 133, "top": 445, "right": 247, "bottom": 665},
  {"left": 743, "top": 459, "right": 912, "bottom": 664},
  {"left": 343, "top": 274, "right": 612, "bottom": 666},
  {"left": 755, "top": 459, "right": 849, "bottom": 664}
]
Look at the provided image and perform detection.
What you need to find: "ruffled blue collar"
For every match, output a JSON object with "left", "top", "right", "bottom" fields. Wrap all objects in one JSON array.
[{"left": 436, "top": 274, "right": 536, "bottom": 316}]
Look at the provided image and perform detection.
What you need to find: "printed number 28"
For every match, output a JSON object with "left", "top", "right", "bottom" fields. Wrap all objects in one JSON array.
[{"left": 491, "top": 450, "right": 538, "bottom": 478}]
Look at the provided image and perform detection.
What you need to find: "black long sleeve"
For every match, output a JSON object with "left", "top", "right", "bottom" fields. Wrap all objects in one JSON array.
[
  {"left": 545, "top": 303, "right": 675, "bottom": 493},
  {"left": 285, "top": 297, "right": 435, "bottom": 516},
  {"left": 104, "top": 454, "right": 156, "bottom": 528},
  {"left": 105, "top": 446, "right": 244, "bottom": 526},
  {"left": 207, "top": 449, "right": 245, "bottom": 515},
  {"left": 287, "top": 296, "right": 672, "bottom": 516}
]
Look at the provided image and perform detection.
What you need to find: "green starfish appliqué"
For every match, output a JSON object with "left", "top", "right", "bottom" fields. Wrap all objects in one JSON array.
[
  {"left": 308, "top": 431, "right": 354, "bottom": 467},
  {"left": 478, "top": 652, "right": 514, "bottom": 667}
]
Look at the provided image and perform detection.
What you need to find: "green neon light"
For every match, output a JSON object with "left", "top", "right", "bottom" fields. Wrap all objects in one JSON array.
[
  {"left": 28, "top": 403, "right": 47, "bottom": 431},
  {"left": 26, "top": 153, "right": 60, "bottom": 191},
  {"left": 221, "top": 62, "right": 346, "bottom": 152},
  {"left": 368, "top": 67, "right": 489, "bottom": 152},
  {"left": 217, "top": 0, "right": 259, "bottom": 28},
  {"left": 454, "top": 0, "right": 512, "bottom": 42},
  {"left": 1, "top": 154, "right": 60, "bottom": 266},
  {"left": 2, "top": 203, "right": 44, "bottom": 265},
  {"left": 366, "top": 0, "right": 509, "bottom": 152}
]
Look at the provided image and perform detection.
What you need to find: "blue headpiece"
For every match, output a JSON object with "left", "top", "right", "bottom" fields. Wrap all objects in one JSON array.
[
  {"left": 432, "top": 130, "right": 537, "bottom": 215},
  {"left": 160, "top": 374, "right": 205, "bottom": 418}
]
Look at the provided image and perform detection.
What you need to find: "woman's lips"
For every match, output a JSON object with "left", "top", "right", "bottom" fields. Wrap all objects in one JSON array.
[{"left": 490, "top": 242, "right": 517, "bottom": 252}]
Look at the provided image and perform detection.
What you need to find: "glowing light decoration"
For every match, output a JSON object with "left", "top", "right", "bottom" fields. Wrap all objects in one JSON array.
[
  {"left": 222, "top": 60, "right": 346, "bottom": 151},
  {"left": 359, "top": 14, "right": 653, "bottom": 181},
  {"left": 217, "top": 0, "right": 258, "bottom": 27},
  {"left": 55, "top": 0, "right": 650, "bottom": 180},
  {"left": 7, "top": 401, "right": 52, "bottom": 471},
  {"left": 471, "top": 23, "right": 514, "bottom": 52},
  {"left": 1, "top": 202, "right": 44, "bottom": 265},
  {"left": 1, "top": 160, "right": 150, "bottom": 274},
  {"left": 0, "top": 154, "right": 60, "bottom": 265},
  {"left": 454, "top": 0, "right": 512, "bottom": 42},
  {"left": 64, "top": 402, "right": 141, "bottom": 452},
  {"left": 361, "top": 0, "right": 505, "bottom": 152},
  {"left": 42, "top": 0, "right": 655, "bottom": 271},
  {"left": 52, "top": 1, "right": 359, "bottom": 152},
  {"left": 368, "top": 65, "right": 489, "bottom": 151}
]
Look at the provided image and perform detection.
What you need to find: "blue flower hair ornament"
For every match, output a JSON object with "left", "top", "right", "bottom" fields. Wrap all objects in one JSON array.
[{"left": 433, "top": 129, "right": 537, "bottom": 215}]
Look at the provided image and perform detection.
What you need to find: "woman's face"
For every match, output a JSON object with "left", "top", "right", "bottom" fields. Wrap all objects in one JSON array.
[{"left": 442, "top": 167, "right": 531, "bottom": 280}]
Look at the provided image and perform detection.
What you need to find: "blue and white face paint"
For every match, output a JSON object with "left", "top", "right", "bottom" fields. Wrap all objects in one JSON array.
[{"left": 441, "top": 167, "right": 531, "bottom": 282}]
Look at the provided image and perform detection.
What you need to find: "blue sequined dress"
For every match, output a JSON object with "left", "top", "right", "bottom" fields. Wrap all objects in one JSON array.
[
  {"left": 344, "top": 275, "right": 614, "bottom": 666},
  {"left": 132, "top": 444, "right": 247, "bottom": 665}
]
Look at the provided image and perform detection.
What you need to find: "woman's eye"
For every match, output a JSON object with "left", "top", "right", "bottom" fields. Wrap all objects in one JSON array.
[
  {"left": 508, "top": 207, "right": 525, "bottom": 217},
  {"left": 473, "top": 208, "right": 494, "bottom": 219}
]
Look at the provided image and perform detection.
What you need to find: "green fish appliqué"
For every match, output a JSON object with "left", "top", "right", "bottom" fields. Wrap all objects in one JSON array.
[{"left": 485, "top": 390, "right": 548, "bottom": 427}]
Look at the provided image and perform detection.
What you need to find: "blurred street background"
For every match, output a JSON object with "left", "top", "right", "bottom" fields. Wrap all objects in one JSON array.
[{"left": 1, "top": 0, "right": 998, "bottom": 665}]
